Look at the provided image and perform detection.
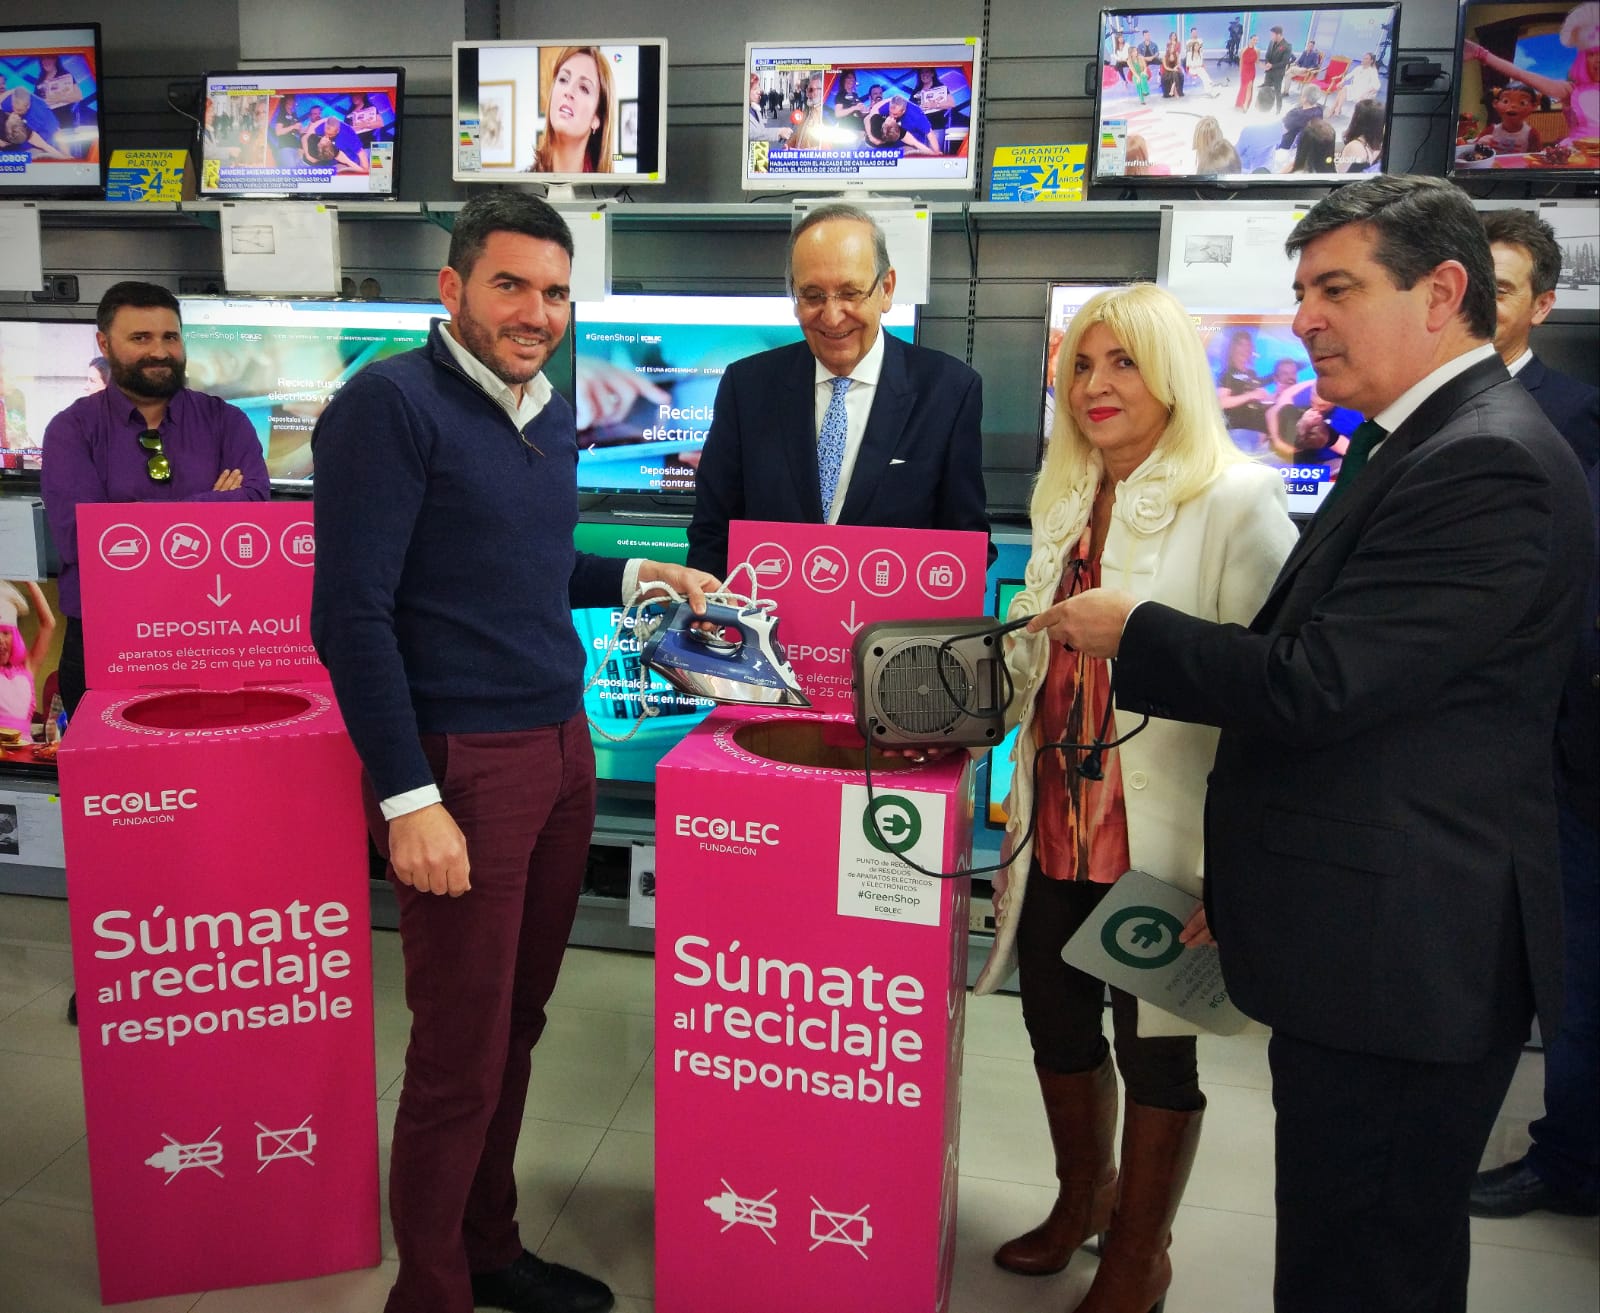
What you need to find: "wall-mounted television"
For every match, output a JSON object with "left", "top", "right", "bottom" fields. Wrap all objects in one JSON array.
[
  {"left": 178, "top": 298, "right": 447, "bottom": 489},
  {"left": 1090, "top": 5, "right": 1399, "bottom": 186},
  {"left": 452, "top": 40, "right": 667, "bottom": 185},
  {"left": 1450, "top": 1, "right": 1600, "bottom": 178},
  {"left": 573, "top": 519, "right": 715, "bottom": 788},
  {"left": 571, "top": 293, "right": 917, "bottom": 497},
  {"left": 1196, "top": 309, "right": 1360, "bottom": 514},
  {"left": 197, "top": 67, "right": 403, "bottom": 198},
  {"left": 0, "top": 318, "right": 102, "bottom": 475},
  {"left": 0, "top": 24, "right": 104, "bottom": 199},
  {"left": 742, "top": 38, "right": 982, "bottom": 192}
]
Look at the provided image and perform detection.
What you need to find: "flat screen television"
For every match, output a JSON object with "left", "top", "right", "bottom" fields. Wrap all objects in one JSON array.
[
  {"left": 0, "top": 318, "right": 102, "bottom": 475},
  {"left": 573, "top": 519, "right": 714, "bottom": 787},
  {"left": 0, "top": 24, "right": 104, "bottom": 199},
  {"left": 980, "top": 539, "right": 1032, "bottom": 831},
  {"left": 571, "top": 293, "right": 917, "bottom": 497},
  {"left": 1196, "top": 309, "right": 1360, "bottom": 514},
  {"left": 1090, "top": 5, "right": 1399, "bottom": 186},
  {"left": 196, "top": 67, "right": 404, "bottom": 198},
  {"left": 178, "top": 298, "right": 447, "bottom": 489},
  {"left": 742, "top": 38, "right": 982, "bottom": 191},
  {"left": 1449, "top": 1, "right": 1600, "bottom": 177},
  {"left": 452, "top": 40, "right": 667, "bottom": 184},
  {"left": 1041, "top": 283, "right": 1127, "bottom": 446}
]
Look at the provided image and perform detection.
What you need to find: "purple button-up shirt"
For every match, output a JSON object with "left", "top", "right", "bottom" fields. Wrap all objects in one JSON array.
[{"left": 40, "top": 384, "right": 271, "bottom": 616}]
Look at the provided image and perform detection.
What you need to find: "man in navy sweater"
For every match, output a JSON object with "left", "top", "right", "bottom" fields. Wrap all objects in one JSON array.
[{"left": 312, "top": 193, "right": 715, "bottom": 1313}]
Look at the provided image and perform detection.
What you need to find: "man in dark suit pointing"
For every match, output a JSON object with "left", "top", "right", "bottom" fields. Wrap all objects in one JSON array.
[
  {"left": 1039, "top": 175, "right": 1592, "bottom": 1312},
  {"left": 688, "top": 202, "right": 988, "bottom": 576}
]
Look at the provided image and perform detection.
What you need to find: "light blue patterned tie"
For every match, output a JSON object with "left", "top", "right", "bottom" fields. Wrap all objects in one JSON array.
[{"left": 817, "top": 376, "right": 852, "bottom": 517}]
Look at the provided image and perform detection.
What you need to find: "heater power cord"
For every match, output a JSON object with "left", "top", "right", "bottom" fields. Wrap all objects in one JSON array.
[{"left": 859, "top": 615, "right": 1149, "bottom": 880}]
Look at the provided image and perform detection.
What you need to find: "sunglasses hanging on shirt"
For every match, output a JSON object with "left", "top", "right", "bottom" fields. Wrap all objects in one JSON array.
[{"left": 138, "top": 429, "right": 170, "bottom": 482}]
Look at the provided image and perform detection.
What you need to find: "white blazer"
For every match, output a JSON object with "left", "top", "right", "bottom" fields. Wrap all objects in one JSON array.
[{"left": 974, "top": 453, "right": 1298, "bottom": 1034}]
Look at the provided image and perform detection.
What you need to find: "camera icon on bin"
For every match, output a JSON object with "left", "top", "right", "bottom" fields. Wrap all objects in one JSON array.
[
  {"left": 281, "top": 522, "right": 317, "bottom": 567},
  {"left": 927, "top": 565, "right": 953, "bottom": 588}
]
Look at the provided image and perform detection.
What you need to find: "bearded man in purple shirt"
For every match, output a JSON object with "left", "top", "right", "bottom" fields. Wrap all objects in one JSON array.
[{"left": 41, "top": 280, "right": 270, "bottom": 717}]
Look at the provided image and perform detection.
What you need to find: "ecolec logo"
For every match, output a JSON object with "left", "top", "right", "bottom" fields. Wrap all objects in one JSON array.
[
  {"left": 83, "top": 788, "right": 199, "bottom": 818},
  {"left": 673, "top": 814, "right": 780, "bottom": 846}
]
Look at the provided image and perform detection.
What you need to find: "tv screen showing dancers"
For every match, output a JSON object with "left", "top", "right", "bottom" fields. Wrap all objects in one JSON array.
[
  {"left": 1093, "top": 5, "right": 1397, "bottom": 183},
  {"left": 1452, "top": 1, "right": 1600, "bottom": 175}
]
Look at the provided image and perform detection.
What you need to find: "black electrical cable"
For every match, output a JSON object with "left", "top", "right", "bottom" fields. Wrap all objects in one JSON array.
[{"left": 859, "top": 612, "right": 1150, "bottom": 880}]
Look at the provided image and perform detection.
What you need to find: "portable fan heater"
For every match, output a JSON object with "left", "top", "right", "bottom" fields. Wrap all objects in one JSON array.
[{"left": 851, "top": 619, "right": 1011, "bottom": 749}]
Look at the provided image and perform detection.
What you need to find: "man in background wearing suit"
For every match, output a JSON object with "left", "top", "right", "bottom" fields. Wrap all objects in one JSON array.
[
  {"left": 1040, "top": 175, "right": 1592, "bottom": 1312},
  {"left": 1470, "top": 206, "right": 1600, "bottom": 1222},
  {"left": 688, "top": 203, "right": 988, "bottom": 576},
  {"left": 1481, "top": 208, "right": 1599, "bottom": 472}
]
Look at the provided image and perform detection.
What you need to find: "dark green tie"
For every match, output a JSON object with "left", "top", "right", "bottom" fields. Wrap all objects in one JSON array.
[{"left": 1324, "top": 419, "right": 1386, "bottom": 508}]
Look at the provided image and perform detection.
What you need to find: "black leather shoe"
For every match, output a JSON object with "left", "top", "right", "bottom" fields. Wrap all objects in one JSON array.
[
  {"left": 1469, "top": 1158, "right": 1600, "bottom": 1219},
  {"left": 67, "top": 992, "right": 78, "bottom": 1026},
  {"left": 469, "top": 1250, "right": 615, "bottom": 1313}
]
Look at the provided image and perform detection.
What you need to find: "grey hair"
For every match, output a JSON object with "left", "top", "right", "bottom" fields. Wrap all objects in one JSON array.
[{"left": 785, "top": 203, "right": 892, "bottom": 295}]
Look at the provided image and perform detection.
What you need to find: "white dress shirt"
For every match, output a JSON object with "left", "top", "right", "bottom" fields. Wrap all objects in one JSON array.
[{"left": 812, "top": 327, "right": 888, "bottom": 523}]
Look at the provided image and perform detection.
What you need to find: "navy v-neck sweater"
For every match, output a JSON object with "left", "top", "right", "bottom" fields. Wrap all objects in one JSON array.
[{"left": 311, "top": 324, "right": 624, "bottom": 799}]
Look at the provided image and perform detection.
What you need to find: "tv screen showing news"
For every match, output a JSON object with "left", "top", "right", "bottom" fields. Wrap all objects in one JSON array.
[
  {"left": 573, "top": 519, "right": 714, "bottom": 786},
  {"left": 743, "top": 38, "right": 982, "bottom": 191},
  {"left": 1451, "top": 1, "right": 1600, "bottom": 176},
  {"left": 452, "top": 40, "right": 667, "bottom": 183},
  {"left": 1091, "top": 5, "right": 1398, "bottom": 185},
  {"left": 1197, "top": 310, "right": 1360, "bottom": 514},
  {"left": 1041, "top": 283, "right": 1127, "bottom": 445},
  {"left": 0, "top": 319, "right": 102, "bottom": 474},
  {"left": 0, "top": 24, "right": 104, "bottom": 198},
  {"left": 571, "top": 293, "right": 917, "bottom": 497},
  {"left": 178, "top": 298, "right": 446, "bottom": 489},
  {"left": 197, "top": 67, "right": 403, "bottom": 198}
]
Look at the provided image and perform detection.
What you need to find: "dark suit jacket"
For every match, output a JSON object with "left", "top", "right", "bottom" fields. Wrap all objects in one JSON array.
[
  {"left": 1520, "top": 354, "right": 1600, "bottom": 825},
  {"left": 1115, "top": 356, "right": 1593, "bottom": 1062},
  {"left": 687, "top": 334, "right": 989, "bottom": 576},
  {"left": 1520, "top": 352, "right": 1599, "bottom": 473}
]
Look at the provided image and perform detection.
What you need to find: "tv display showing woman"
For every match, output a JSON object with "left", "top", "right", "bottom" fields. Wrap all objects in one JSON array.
[{"left": 530, "top": 45, "right": 615, "bottom": 174}]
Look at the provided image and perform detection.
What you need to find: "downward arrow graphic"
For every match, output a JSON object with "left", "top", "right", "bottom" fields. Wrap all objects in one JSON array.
[
  {"left": 206, "top": 574, "right": 231, "bottom": 607},
  {"left": 840, "top": 600, "right": 863, "bottom": 636}
]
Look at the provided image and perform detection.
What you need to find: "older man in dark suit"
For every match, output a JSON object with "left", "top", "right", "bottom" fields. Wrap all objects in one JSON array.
[
  {"left": 1040, "top": 175, "right": 1593, "bottom": 1312},
  {"left": 687, "top": 203, "right": 988, "bottom": 576}
]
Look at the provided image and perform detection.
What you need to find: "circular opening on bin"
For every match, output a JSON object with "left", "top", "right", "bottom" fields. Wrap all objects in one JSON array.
[
  {"left": 731, "top": 719, "right": 922, "bottom": 771},
  {"left": 118, "top": 689, "right": 315, "bottom": 731}
]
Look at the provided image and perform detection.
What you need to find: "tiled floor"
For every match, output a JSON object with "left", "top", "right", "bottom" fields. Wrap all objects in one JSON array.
[{"left": 2, "top": 891, "right": 1595, "bottom": 1312}]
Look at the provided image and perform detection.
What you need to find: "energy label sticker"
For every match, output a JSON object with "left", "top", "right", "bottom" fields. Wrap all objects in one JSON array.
[{"left": 837, "top": 785, "right": 946, "bottom": 927}]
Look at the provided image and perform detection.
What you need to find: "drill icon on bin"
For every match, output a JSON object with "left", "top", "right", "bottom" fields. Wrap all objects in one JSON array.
[
  {"left": 705, "top": 1179, "right": 778, "bottom": 1243},
  {"left": 145, "top": 1128, "right": 225, "bottom": 1182}
]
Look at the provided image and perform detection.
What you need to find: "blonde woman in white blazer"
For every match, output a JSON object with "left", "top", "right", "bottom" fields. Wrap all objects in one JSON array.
[{"left": 982, "top": 284, "right": 1297, "bottom": 1313}]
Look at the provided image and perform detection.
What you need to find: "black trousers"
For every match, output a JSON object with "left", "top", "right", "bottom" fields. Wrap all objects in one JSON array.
[
  {"left": 1016, "top": 869, "right": 1202, "bottom": 1111},
  {"left": 1269, "top": 1031, "right": 1524, "bottom": 1313},
  {"left": 56, "top": 616, "right": 87, "bottom": 721}
]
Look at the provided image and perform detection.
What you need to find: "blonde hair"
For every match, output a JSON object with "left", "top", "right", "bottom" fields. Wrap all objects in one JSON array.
[
  {"left": 533, "top": 46, "right": 615, "bottom": 174},
  {"left": 1033, "top": 283, "right": 1246, "bottom": 518}
]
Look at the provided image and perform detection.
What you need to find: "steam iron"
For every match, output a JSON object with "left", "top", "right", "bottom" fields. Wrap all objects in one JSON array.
[{"left": 638, "top": 598, "right": 812, "bottom": 709}]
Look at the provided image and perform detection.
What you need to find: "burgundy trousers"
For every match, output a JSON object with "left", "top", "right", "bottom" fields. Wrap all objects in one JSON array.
[{"left": 369, "top": 716, "right": 596, "bottom": 1313}]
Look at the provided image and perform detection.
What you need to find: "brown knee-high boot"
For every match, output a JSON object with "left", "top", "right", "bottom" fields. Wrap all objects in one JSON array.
[
  {"left": 1071, "top": 1099, "right": 1204, "bottom": 1313},
  {"left": 993, "top": 1055, "right": 1119, "bottom": 1276}
]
